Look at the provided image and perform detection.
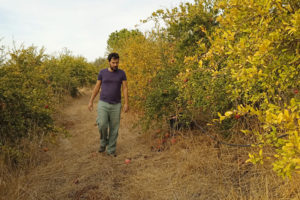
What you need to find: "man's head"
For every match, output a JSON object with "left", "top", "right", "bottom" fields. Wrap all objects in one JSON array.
[{"left": 107, "top": 52, "right": 119, "bottom": 71}]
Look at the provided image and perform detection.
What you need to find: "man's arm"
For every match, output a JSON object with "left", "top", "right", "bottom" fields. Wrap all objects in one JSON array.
[
  {"left": 88, "top": 80, "right": 101, "bottom": 111},
  {"left": 122, "top": 80, "right": 129, "bottom": 112}
]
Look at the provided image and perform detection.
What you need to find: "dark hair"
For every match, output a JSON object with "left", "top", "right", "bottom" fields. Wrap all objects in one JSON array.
[{"left": 107, "top": 52, "right": 119, "bottom": 62}]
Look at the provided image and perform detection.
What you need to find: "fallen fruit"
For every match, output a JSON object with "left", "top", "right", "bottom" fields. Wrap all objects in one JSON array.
[
  {"left": 294, "top": 89, "right": 299, "bottom": 94},
  {"left": 235, "top": 114, "right": 241, "bottom": 119},
  {"left": 43, "top": 147, "right": 49, "bottom": 152},
  {"left": 157, "top": 139, "right": 163, "bottom": 145},
  {"left": 155, "top": 129, "right": 161, "bottom": 134},
  {"left": 44, "top": 105, "right": 49, "bottom": 109},
  {"left": 164, "top": 133, "right": 170, "bottom": 138},
  {"left": 125, "top": 158, "right": 131, "bottom": 164},
  {"left": 184, "top": 78, "right": 188, "bottom": 83},
  {"left": 171, "top": 138, "right": 176, "bottom": 144}
]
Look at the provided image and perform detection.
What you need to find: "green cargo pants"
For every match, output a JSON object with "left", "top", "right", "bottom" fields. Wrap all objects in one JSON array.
[{"left": 96, "top": 100, "right": 121, "bottom": 154}]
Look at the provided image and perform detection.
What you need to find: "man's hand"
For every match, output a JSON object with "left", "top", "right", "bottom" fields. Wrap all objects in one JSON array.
[
  {"left": 88, "top": 101, "right": 93, "bottom": 111},
  {"left": 123, "top": 103, "right": 129, "bottom": 113},
  {"left": 88, "top": 80, "right": 101, "bottom": 112}
]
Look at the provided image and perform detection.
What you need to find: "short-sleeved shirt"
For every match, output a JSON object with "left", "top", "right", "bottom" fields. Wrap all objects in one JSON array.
[{"left": 98, "top": 68, "right": 127, "bottom": 104}]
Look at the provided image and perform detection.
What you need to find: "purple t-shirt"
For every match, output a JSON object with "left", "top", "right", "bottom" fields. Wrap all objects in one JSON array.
[{"left": 98, "top": 68, "right": 127, "bottom": 104}]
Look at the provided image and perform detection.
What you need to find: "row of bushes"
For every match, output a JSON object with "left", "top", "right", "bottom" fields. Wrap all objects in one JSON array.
[
  {"left": 0, "top": 46, "right": 98, "bottom": 167},
  {"left": 107, "top": 0, "right": 299, "bottom": 177}
]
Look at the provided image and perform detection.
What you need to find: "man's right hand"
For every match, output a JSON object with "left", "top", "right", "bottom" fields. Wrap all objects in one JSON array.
[
  {"left": 88, "top": 102, "right": 93, "bottom": 111},
  {"left": 88, "top": 80, "right": 101, "bottom": 112}
]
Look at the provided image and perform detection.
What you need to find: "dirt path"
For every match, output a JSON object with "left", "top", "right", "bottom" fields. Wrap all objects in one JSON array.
[{"left": 15, "top": 88, "right": 157, "bottom": 200}]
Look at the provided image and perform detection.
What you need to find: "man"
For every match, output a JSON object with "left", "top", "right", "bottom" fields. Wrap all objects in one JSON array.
[{"left": 88, "top": 52, "right": 128, "bottom": 156}]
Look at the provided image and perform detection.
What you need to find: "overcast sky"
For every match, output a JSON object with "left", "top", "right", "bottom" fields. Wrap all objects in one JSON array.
[{"left": 0, "top": 0, "right": 193, "bottom": 62}]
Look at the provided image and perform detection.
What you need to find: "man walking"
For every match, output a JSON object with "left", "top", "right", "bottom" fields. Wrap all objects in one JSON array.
[{"left": 88, "top": 52, "right": 128, "bottom": 156}]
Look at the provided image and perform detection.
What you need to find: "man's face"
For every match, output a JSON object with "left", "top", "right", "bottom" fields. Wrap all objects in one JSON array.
[{"left": 109, "top": 58, "right": 119, "bottom": 71}]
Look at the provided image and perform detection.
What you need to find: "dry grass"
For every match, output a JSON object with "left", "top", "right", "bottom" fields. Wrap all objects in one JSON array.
[
  {"left": 2, "top": 88, "right": 299, "bottom": 200},
  {"left": 121, "top": 133, "right": 300, "bottom": 200}
]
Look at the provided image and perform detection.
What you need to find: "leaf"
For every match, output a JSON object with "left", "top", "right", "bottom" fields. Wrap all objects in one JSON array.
[
  {"left": 241, "top": 129, "right": 251, "bottom": 134},
  {"left": 199, "top": 60, "right": 203, "bottom": 68},
  {"left": 224, "top": 111, "right": 233, "bottom": 117},
  {"left": 259, "top": 149, "right": 263, "bottom": 157},
  {"left": 277, "top": 113, "right": 283, "bottom": 124}
]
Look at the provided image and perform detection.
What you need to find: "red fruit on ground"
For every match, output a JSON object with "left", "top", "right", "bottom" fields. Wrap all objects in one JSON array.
[
  {"left": 171, "top": 138, "right": 176, "bottom": 144},
  {"left": 164, "top": 133, "right": 170, "bottom": 138},
  {"left": 45, "top": 105, "right": 49, "bottom": 109},
  {"left": 235, "top": 114, "right": 241, "bottom": 119},
  {"left": 43, "top": 147, "right": 49, "bottom": 152},
  {"left": 157, "top": 139, "right": 163, "bottom": 145},
  {"left": 294, "top": 89, "right": 298, "bottom": 94},
  {"left": 125, "top": 159, "right": 131, "bottom": 164},
  {"left": 184, "top": 78, "right": 188, "bottom": 83}
]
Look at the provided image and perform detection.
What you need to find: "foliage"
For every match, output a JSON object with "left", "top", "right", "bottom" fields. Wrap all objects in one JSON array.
[
  {"left": 145, "top": 0, "right": 217, "bottom": 61},
  {"left": 107, "top": 28, "right": 144, "bottom": 52},
  {"left": 140, "top": 0, "right": 219, "bottom": 124},
  {"left": 107, "top": 29, "right": 166, "bottom": 112},
  {"left": 0, "top": 40, "right": 5, "bottom": 66},
  {"left": 93, "top": 56, "right": 107, "bottom": 70},
  {"left": 0, "top": 45, "right": 97, "bottom": 166},
  {"left": 106, "top": 0, "right": 299, "bottom": 177},
  {"left": 0, "top": 46, "right": 53, "bottom": 144},
  {"left": 45, "top": 53, "right": 97, "bottom": 98},
  {"left": 200, "top": 0, "right": 300, "bottom": 177}
]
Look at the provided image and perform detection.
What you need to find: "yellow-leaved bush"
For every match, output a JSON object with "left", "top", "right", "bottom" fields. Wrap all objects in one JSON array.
[
  {"left": 202, "top": 0, "right": 299, "bottom": 177},
  {"left": 105, "top": 0, "right": 299, "bottom": 177}
]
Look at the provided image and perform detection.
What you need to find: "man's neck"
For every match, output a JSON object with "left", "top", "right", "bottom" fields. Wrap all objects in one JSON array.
[{"left": 108, "top": 67, "right": 114, "bottom": 72}]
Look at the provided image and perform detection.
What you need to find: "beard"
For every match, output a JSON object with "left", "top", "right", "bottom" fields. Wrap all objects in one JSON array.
[{"left": 110, "top": 66, "right": 118, "bottom": 71}]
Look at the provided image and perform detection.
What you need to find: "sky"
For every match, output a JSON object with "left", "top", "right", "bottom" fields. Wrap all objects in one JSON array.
[{"left": 0, "top": 0, "right": 193, "bottom": 62}]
